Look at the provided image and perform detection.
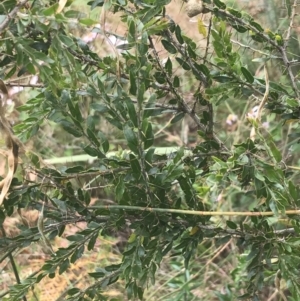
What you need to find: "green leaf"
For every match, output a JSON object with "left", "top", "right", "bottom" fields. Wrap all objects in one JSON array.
[
  {"left": 241, "top": 67, "right": 254, "bottom": 83},
  {"left": 66, "top": 234, "right": 84, "bottom": 242},
  {"left": 173, "top": 76, "right": 180, "bottom": 88},
  {"left": 59, "top": 259, "right": 70, "bottom": 275},
  {"left": 43, "top": 4, "right": 59, "bottom": 16},
  {"left": 144, "top": 122, "right": 154, "bottom": 149},
  {"left": 250, "top": 21, "right": 264, "bottom": 32},
  {"left": 60, "top": 121, "right": 83, "bottom": 137},
  {"left": 165, "top": 58, "right": 172, "bottom": 76},
  {"left": 175, "top": 57, "right": 191, "bottom": 70},
  {"left": 128, "top": 19, "right": 136, "bottom": 43},
  {"left": 67, "top": 288, "right": 80, "bottom": 296},
  {"left": 171, "top": 112, "right": 185, "bottom": 124},
  {"left": 116, "top": 177, "right": 125, "bottom": 201},
  {"left": 129, "top": 70, "right": 137, "bottom": 95},
  {"left": 285, "top": 0, "right": 292, "bottom": 17},
  {"left": 98, "top": 131, "right": 109, "bottom": 153},
  {"left": 195, "top": 63, "right": 210, "bottom": 77},
  {"left": 71, "top": 245, "right": 85, "bottom": 263},
  {"left": 161, "top": 40, "right": 177, "bottom": 54},
  {"left": 123, "top": 125, "right": 138, "bottom": 154},
  {"left": 79, "top": 18, "right": 98, "bottom": 26},
  {"left": 64, "top": 10, "right": 81, "bottom": 18},
  {"left": 175, "top": 25, "right": 184, "bottom": 44},
  {"left": 87, "top": 128, "right": 101, "bottom": 147},
  {"left": 65, "top": 166, "right": 85, "bottom": 173},
  {"left": 88, "top": 233, "right": 98, "bottom": 251},
  {"left": 213, "top": 0, "right": 226, "bottom": 9},
  {"left": 226, "top": 220, "right": 237, "bottom": 229}
]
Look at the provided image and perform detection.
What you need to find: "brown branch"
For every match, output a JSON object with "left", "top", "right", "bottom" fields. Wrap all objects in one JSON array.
[{"left": 0, "top": 0, "right": 30, "bottom": 33}]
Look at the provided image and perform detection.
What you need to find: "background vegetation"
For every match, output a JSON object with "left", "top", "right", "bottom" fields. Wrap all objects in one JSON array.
[{"left": 1, "top": 0, "right": 300, "bottom": 300}]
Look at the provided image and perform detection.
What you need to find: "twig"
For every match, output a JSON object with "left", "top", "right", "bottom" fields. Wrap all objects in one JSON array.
[
  {"left": 0, "top": 226, "right": 27, "bottom": 301},
  {"left": 0, "top": 0, "right": 30, "bottom": 33},
  {"left": 250, "top": 65, "right": 269, "bottom": 141},
  {"left": 230, "top": 39, "right": 281, "bottom": 59},
  {"left": 89, "top": 204, "right": 300, "bottom": 217},
  {"left": 280, "top": 0, "right": 299, "bottom": 100}
]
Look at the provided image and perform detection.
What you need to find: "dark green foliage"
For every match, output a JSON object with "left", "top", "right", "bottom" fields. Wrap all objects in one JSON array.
[{"left": 0, "top": 0, "right": 300, "bottom": 300}]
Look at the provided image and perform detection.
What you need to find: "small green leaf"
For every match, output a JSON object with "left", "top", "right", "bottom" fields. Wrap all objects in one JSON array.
[
  {"left": 87, "top": 128, "right": 101, "bottom": 147},
  {"left": 98, "top": 131, "right": 109, "bottom": 153},
  {"left": 65, "top": 166, "right": 85, "bottom": 173},
  {"left": 43, "top": 4, "right": 59, "bottom": 16},
  {"left": 165, "top": 58, "right": 172, "bottom": 76},
  {"left": 250, "top": 21, "right": 264, "bottom": 32},
  {"left": 161, "top": 39, "right": 177, "bottom": 54},
  {"left": 171, "top": 112, "right": 185, "bottom": 124},
  {"left": 64, "top": 10, "right": 81, "bottom": 18},
  {"left": 124, "top": 125, "right": 138, "bottom": 154},
  {"left": 59, "top": 259, "right": 70, "bottom": 275},
  {"left": 67, "top": 288, "right": 80, "bottom": 296},
  {"left": 173, "top": 76, "right": 180, "bottom": 87},
  {"left": 88, "top": 233, "right": 98, "bottom": 251},
  {"left": 128, "top": 19, "right": 136, "bottom": 43},
  {"left": 116, "top": 178, "right": 125, "bottom": 201},
  {"left": 79, "top": 18, "right": 98, "bottom": 26},
  {"left": 175, "top": 25, "right": 184, "bottom": 44},
  {"left": 214, "top": 0, "right": 226, "bottom": 9},
  {"left": 175, "top": 57, "right": 190, "bottom": 70},
  {"left": 71, "top": 245, "right": 85, "bottom": 263},
  {"left": 226, "top": 220, "right": 237, "bottom": 229},
  {"left": 144, "top": 122, "right": 154, "bottom": 149},
  {"left": 241, "top": 67, "right": 254, "bottom": 84},
  {"left": 66, "top": 234, "right": 84, "bottom": 242},
  {"left": 129, "top": 70, "right": 137, "bottom": 95}
]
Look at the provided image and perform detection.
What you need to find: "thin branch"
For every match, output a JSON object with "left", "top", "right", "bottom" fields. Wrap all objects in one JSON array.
[
  {"left": 89, "top": 204, "right": 300, "bottom": 217},
  {"left": 280, "top": 0, "right": 300, "bottom": 100},
  {"left": 230, "top": 39, "right": 281, "bottom": 59},
  {"left": 0, "top": 0, "right": 30, "bottom": 33},
  {"left": 0, "top": 226, "right": 27, "bottom": 301}
]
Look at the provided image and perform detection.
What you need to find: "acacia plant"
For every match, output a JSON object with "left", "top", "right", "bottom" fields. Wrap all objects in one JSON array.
[{"left": 1, "top": 0, "right": 300, "bottom": 300}]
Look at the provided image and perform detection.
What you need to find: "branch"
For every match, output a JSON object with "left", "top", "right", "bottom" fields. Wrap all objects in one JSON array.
[
  {"left": 0, "top": 0, "right": 30, "bottom": 33},
  {"left": 89, "top": 204, "right": 300, "bottom": 217},
  {"left": 280, "top": 0, "right": 300, "bottom": 100}
]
